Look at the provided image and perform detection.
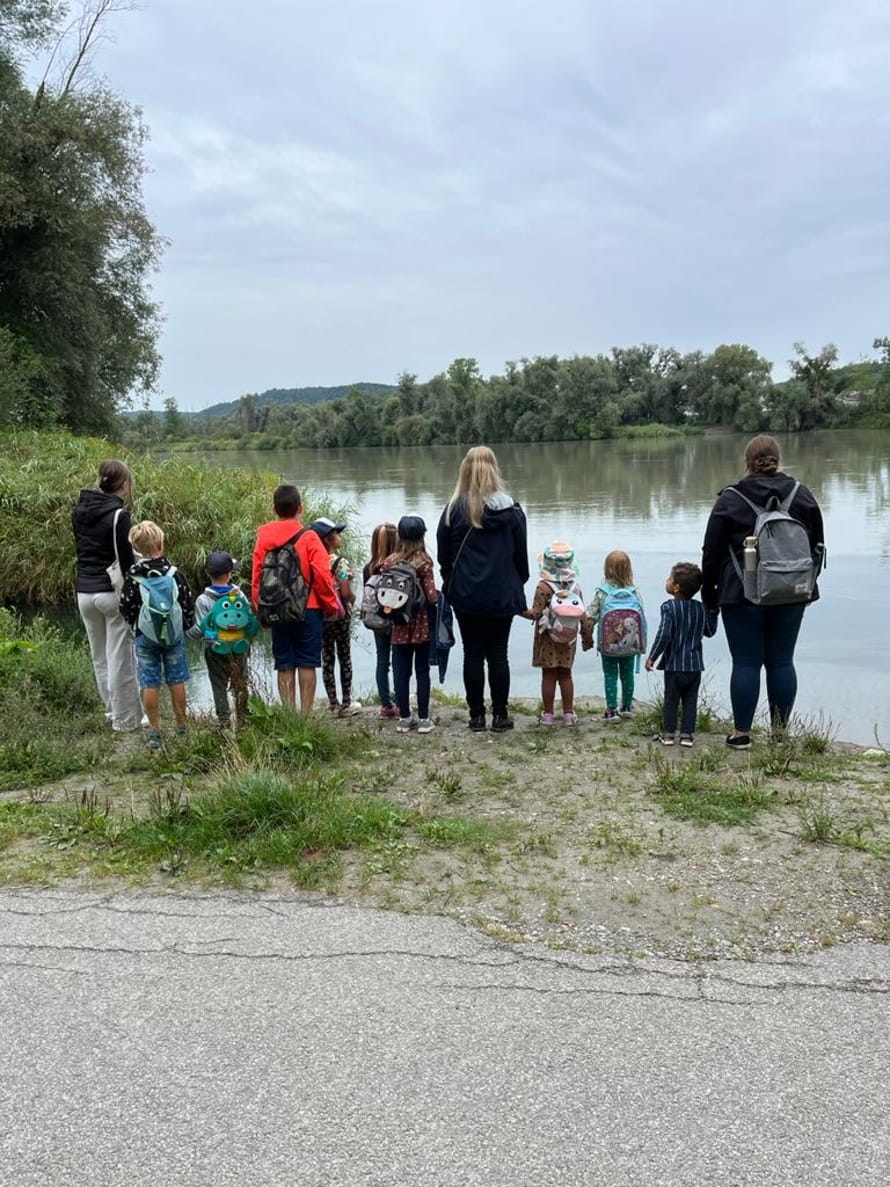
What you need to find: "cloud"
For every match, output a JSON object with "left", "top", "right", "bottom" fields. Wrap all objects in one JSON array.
[{"left": 90, "top": 0, "right": 890, "bottom": 405}]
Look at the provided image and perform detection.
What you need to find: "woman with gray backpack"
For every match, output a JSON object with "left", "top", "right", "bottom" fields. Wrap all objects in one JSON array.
[{"left": 701, "top": 435, "right": 825, "bottom": 749}]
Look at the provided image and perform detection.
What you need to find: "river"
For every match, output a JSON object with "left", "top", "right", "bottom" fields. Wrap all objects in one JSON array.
[{"left": 202, "top": 430, "right": 890, "bottom": 746}]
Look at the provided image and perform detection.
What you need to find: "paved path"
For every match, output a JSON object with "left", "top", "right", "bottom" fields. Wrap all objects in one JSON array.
[{"left": 1, "top": 889, "right": 888, "bottom": 1186}]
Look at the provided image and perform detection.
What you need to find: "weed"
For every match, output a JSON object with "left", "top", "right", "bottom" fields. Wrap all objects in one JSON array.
[
  {"left": 798, "top": 795, "right": 837, "bottom": 843},
  {"left": 649, "top": 754, "right": 773, "bottom": 826},
  {"left": 587, "top": 820, "right": 644, "bottom": 859}
]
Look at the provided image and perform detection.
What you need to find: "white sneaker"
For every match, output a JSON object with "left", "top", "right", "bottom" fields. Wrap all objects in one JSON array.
[
  {"left": 416, "top": 718, "right": 435, "bottom": 734},
  {"left": 338, "top": 702, "right": 362, "bottom": 717}
]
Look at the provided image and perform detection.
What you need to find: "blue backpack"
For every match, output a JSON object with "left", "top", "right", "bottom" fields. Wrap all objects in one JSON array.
[
  {"left": 134, "top": 567, "right": 184, "bottom": 646},
  {"left": 596, "top": 584, "right": 647, "bottom": 660}
]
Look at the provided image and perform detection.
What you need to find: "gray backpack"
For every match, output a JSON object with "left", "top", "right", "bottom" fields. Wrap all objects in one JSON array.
[{"left": 727, "top": 482, "right": 818, "bottom": 606}]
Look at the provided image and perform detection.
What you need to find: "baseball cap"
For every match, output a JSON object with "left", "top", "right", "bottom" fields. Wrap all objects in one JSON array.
[
  {"left": 206, "top": 550, "right": 240, "bottom": 576},
  {"left": 309, "top": 517, "right": 347, "bottom": 537},
  {"left": 398, "top": 515, "right": 427, "bottom": 541}
]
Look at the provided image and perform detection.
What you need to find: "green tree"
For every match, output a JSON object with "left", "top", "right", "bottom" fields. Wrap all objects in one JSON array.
[
  {"left": 0, "top": 1, "right": 163, "bottom": 432},
  {"left": 788, "top": 342, "right": 840, "bottom": 429},
  {"left": 162, "top": 396, "right": 187, "bottom": 440}
]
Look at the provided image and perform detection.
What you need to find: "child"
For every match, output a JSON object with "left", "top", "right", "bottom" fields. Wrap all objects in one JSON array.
[
  {"left": 362, "top": 522, "right": 399, "bottom": 717},
  {"left": 524, "top": 541, "right": 592, "bottom": 725},
  {"left": 381, "top": 515, "right": 438, "bottom": 733},
  {"left": 119, "top": 520, "right": 195, "bottom": 749},
  {"left": 190, "top": 550, "right": 259, "bottom": 729},
  {"left": 585, "top": 550, "right": 646, "bottom": 723},
  {"left": 645, "top": 562, "right": 719, "bottom": 747},
  {"left": 310, "top": 517, "right": 361, "bottom": 716}
]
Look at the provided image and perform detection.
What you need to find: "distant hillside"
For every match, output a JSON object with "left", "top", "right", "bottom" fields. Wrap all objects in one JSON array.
[{"left": 195, "top": 382, "right": 395, "bottom": 419}]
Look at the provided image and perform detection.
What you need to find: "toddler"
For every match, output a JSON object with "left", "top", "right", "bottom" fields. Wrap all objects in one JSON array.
[{"left": 524, "top": 541, "right": 592, "bottom": 725}]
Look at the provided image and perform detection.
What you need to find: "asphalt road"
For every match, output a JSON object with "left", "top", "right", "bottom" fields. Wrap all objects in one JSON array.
[{"left": 1, "top": 889, "right": 888, "bottom": 1186}]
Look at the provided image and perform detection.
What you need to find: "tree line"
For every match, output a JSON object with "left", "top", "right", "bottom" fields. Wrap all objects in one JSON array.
[{"left": 128, "top": 341, "right": 890, "bottom": 452}]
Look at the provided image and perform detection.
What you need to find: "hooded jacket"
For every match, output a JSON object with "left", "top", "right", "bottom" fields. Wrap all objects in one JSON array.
[
  {"left": 436, "top": 491, "right": 529, "bottom": 617},
  {"left": 701, "top": 471, "right": 824, "bottom": 608},
  {"left": 71, "top": 488, "right": 136, "bottom": 594}
]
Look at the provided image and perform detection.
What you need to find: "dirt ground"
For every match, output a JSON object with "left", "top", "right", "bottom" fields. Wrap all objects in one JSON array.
[
  {"left": 4, "top": 698, "right": 889, "bottom": 960},
  {"left": 332, "top": 699, "right": 890, "bottom": 959}
]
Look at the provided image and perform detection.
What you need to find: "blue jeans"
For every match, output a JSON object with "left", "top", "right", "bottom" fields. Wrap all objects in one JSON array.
[
  {"left": 721, "top": 602, "right": 806, "bottom": 731},
  {"left": 374, "top": 631, "right": 394, "bottom": 709},
  {"left": 391, "top": 642, "right": 431, "bottom": 720}
]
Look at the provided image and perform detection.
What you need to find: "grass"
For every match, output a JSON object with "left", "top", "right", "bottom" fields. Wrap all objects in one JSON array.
[{"left": 648, "top": 752, "right": 775, "bottom": 827}]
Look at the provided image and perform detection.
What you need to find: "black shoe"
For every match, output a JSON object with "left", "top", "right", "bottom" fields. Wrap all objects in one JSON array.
[
  {"left": 468, "top": 715, "right": 487, "bottom": 732},
  {"left": 725, "top": 732, "right": 752, "bottom": 750},
  {"left": 491, "top": 715, "right": 514, "bottom": 732}
]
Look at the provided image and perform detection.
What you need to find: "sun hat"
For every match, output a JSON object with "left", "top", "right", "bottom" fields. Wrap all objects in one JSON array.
[{"left": 538, "top": 540, "right": 579, "bottom": 583}]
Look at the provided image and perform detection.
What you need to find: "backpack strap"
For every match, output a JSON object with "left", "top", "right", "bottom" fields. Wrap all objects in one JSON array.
[
  {"left": 778, "top": 481, "right": 801, "bottom": 512},
  {"left": 724, "top": 486, "right": 765, "bottom": 517}
]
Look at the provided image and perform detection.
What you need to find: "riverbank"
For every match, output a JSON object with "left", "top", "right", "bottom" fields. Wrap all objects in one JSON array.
[{"left": 2, "top": 693, "right": 887, "bottom": 961}]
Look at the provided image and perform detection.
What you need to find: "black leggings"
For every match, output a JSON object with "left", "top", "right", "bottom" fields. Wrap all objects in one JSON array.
[{"left": 455, "top": 613, "right": 513, "bottom": 718}]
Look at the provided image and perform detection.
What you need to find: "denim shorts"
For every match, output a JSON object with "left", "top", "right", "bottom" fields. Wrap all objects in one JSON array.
[
  {"left": 135, "top": 635, "right": 191, "bottom": 688},
  {"left": 270, "top": 609, "right": 323, "bottom": 669}
]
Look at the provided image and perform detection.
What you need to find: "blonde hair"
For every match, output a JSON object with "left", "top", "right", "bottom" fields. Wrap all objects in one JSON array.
[
  {"left": 392, "top": 532, "right": 432, "bottom": 570},
  {"left": 603, "top": 549, "right": 634, "bottom": 587},
  {"left": 445, "top": 445, "right": 505, "bottom": 528},
  {"left": 369, "top": 522, "right": 398, "bottom": 572},
  {"left": 129, "top": 520, "right": 165, "bottom": 557}
]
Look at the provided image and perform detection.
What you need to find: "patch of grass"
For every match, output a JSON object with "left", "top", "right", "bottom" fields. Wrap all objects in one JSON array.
[
  {"left": 586, "top": 820, "right": 645, "bottom": 859},
  {"left": 797, "top": 794, "right": 837, "bottom": 843},
  {"left": 649, "top": 754, "right": 774, "bottom": 826}
]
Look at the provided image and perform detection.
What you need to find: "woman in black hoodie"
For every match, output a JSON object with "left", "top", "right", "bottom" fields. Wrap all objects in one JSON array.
[
  {"left": 71, "top": 459, "right": 143, "bottom": 732},
  {"left": 701, "top": 435, "right": 825, "bottom": 750},
  {"left": 437, "top": 446, "right": 529, "bottom": 732}
]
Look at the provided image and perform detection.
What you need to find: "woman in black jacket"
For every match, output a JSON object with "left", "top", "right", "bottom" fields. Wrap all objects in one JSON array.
[
  {"left": 701, "top": 435, "right": 825, "bottom": 749},
  {"left": 437, "top": 446, "right": 529, "bottom": 732},
  {"left": 71, "top": 459, "right": 143, "bottom": 732}
]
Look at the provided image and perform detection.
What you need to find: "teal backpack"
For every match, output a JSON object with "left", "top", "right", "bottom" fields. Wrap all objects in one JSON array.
[{"left": 135, "top": 567, "right": 184, "bottom": 647}]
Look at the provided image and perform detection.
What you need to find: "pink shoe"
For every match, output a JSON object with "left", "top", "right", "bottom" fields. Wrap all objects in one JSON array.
[
  {"left": 539, "top": 712, "right": 555, "bottom": 726},
  {"left": 563, "top": 712, "right": 578, "bottom": 726}
]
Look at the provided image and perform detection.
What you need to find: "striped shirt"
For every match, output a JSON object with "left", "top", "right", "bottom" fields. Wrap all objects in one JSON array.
[{"left": 647, "top": 598, "right": 718, "bottom": 673}]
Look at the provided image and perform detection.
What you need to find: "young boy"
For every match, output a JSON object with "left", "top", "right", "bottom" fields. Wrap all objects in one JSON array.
[
  {"left": 645, "top": 562, "right": 718, "bottom": 748},
  {"left": 190, "top": 551, "right": 259, "bottom": 729},
  {"left": 309, "top": 518, "right": 361, "bottom": 717},
  {"left": 120, "top": 521, "right": 195, "bottom": 749}
]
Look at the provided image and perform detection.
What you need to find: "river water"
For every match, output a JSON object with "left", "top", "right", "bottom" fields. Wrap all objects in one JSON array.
[{"left": 204, "top": 430, "right": 890, "bottom": 745}]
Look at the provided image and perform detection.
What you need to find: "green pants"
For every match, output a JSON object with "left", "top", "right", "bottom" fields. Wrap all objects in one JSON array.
[{"left": 601, "top": 655, "right": 635, "bottom": 710}]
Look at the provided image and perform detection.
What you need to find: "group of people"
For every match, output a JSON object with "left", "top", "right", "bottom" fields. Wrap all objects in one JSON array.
[{"left": 71, "top": 436, "right": 825, "bottom": 750}]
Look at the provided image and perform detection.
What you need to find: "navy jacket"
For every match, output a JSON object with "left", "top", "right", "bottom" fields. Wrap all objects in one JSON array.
[
  {"left": 701, "top": 471, "right": 824, "bottom": 608},
  {"left": 436, "top": 492, "right": 529, "bottom": 618},
  {"left": 71, "top": 489, "right": 136, "bottom": 594}
]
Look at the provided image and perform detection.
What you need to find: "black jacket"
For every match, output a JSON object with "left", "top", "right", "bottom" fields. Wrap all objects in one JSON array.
[
  {"left": 436, "top": 492, "right": 529, "bottom": 617},
  {"left": 71, "top": 489, "right": 136, "bottom": 594},
  {"left": 701, "top": 471, "right": 825, "bottom": 608}
]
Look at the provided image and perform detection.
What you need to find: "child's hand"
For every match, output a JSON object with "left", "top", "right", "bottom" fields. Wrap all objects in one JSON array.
[{"left": 581, "top": 638, "right": 593, "bottom": 651}]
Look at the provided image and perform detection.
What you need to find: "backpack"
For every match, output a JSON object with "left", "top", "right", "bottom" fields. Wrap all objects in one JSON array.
[
  {"left": 256, "top": 529, "right": 312, "bottom": 627},
  {"left": 135, "top": 567, "right": 184, "bottom": 647},
  {"left": 726, "top": 482, "right": 818, "bottom": 606},
  {"left": 596, "top": 584, "right": 647, "bottom": 659},
  {"left": 360, "top": 572, "right": 390, "bottom": 632},
  {"left": 372, "top": 562, "right": 424, "bottom": 627},
  {"left": 539, "top": 581, "right": 586, "bottom": 645}
]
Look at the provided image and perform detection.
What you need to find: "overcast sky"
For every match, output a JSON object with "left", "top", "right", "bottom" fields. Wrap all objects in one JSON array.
[{"left": 81, "top": 0, "right": 890, "bottom": 408}]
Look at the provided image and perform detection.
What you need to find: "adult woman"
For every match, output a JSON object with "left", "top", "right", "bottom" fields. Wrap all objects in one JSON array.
[
  {"left": 72, "top": 459, "right": 143, "bottom": 732},
  {"left": 437, "top": 446, "right": 529, "bottom": 732},
  {"left": 701, "top": 435, "right": 825, "bottom": 749}
]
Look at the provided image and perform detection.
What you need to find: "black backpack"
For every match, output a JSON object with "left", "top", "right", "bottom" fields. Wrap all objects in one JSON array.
[
  {"left": 256, "top": 529, "right": 313, "bottom": 626},
  {"left": 373, "top": 562, "right": 424, "bottom": 627}
]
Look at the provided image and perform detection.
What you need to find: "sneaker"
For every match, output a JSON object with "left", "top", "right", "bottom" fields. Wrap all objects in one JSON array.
[
  {"left": 468, "top": 716, "right": 486, "bottom": 732},
  {"left": 416, "top": 718, "right": 435, "bottom": 734},
  {"left": 657, "top": 733, "right": 675, "bottom": 746},
  {"left": 563, "top": 712, "right": 579, "bottom": 726},
  {"left": 679, "top": 734, "right": 694, "bottom": 748},
  {"left": 338, "top": 702, "right": 362, "bottom": 717},
  {"left": 147, "top": 730, "right": 162, "bottom": 751},
  {"left": 328, "top": 702, "right": 340, "bottom": 713},
  {"left": 379, "top": 705, "right": 399, "bottom": 719},
  {"left": 725, "top": 732, "right": 752, "bottom": 750},
  {"left": 491, "top": 715, "right": 514, "bottom": 732},
  {"left": 175, "top": 726, "right": 188, "bottom": 737},
  {"left": 539, "top": 712, "right": 555, "bottom": 726},
  {"left": 396, "top": 717, "right": 416, "bottom": 733},
  {"left": 603, "top": 709, "right": 620, "bottom": 723},
  {"left": 620, "top": 706, "right": 634, "bottom": 718}
]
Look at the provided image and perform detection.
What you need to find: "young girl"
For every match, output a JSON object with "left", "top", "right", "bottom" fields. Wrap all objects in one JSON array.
[
  {"left": 381, "top": 515, "right": 438, "bottom": 734},
  {"left": 524, "top": 541, "right": 592, "bottom": 725},
  {"left": 363, "top": 522, "right": 398, "bottom": 718},
  {"left": 586, "top": 550, "right": 646, "bottom": 723},
  {"left": 310, "top": 517, "right": 361, "bottom": 716}
]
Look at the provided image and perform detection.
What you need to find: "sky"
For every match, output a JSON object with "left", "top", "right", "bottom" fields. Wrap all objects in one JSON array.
[{"left": 58, "top": 0, "right": 890, "bottom": 409}]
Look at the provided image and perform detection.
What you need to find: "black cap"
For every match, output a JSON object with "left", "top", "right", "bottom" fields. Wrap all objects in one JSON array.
[
  {"left": 398, "top": 515, "right": 426, "bottom": 541},
  {"left": 206, "top": 550, "right": 240, "bottom": 576}
]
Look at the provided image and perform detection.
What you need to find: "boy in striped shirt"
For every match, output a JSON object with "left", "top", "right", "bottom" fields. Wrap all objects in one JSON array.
[{"left": 645, "top": 563, "right": 718, "bottom": 748}]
